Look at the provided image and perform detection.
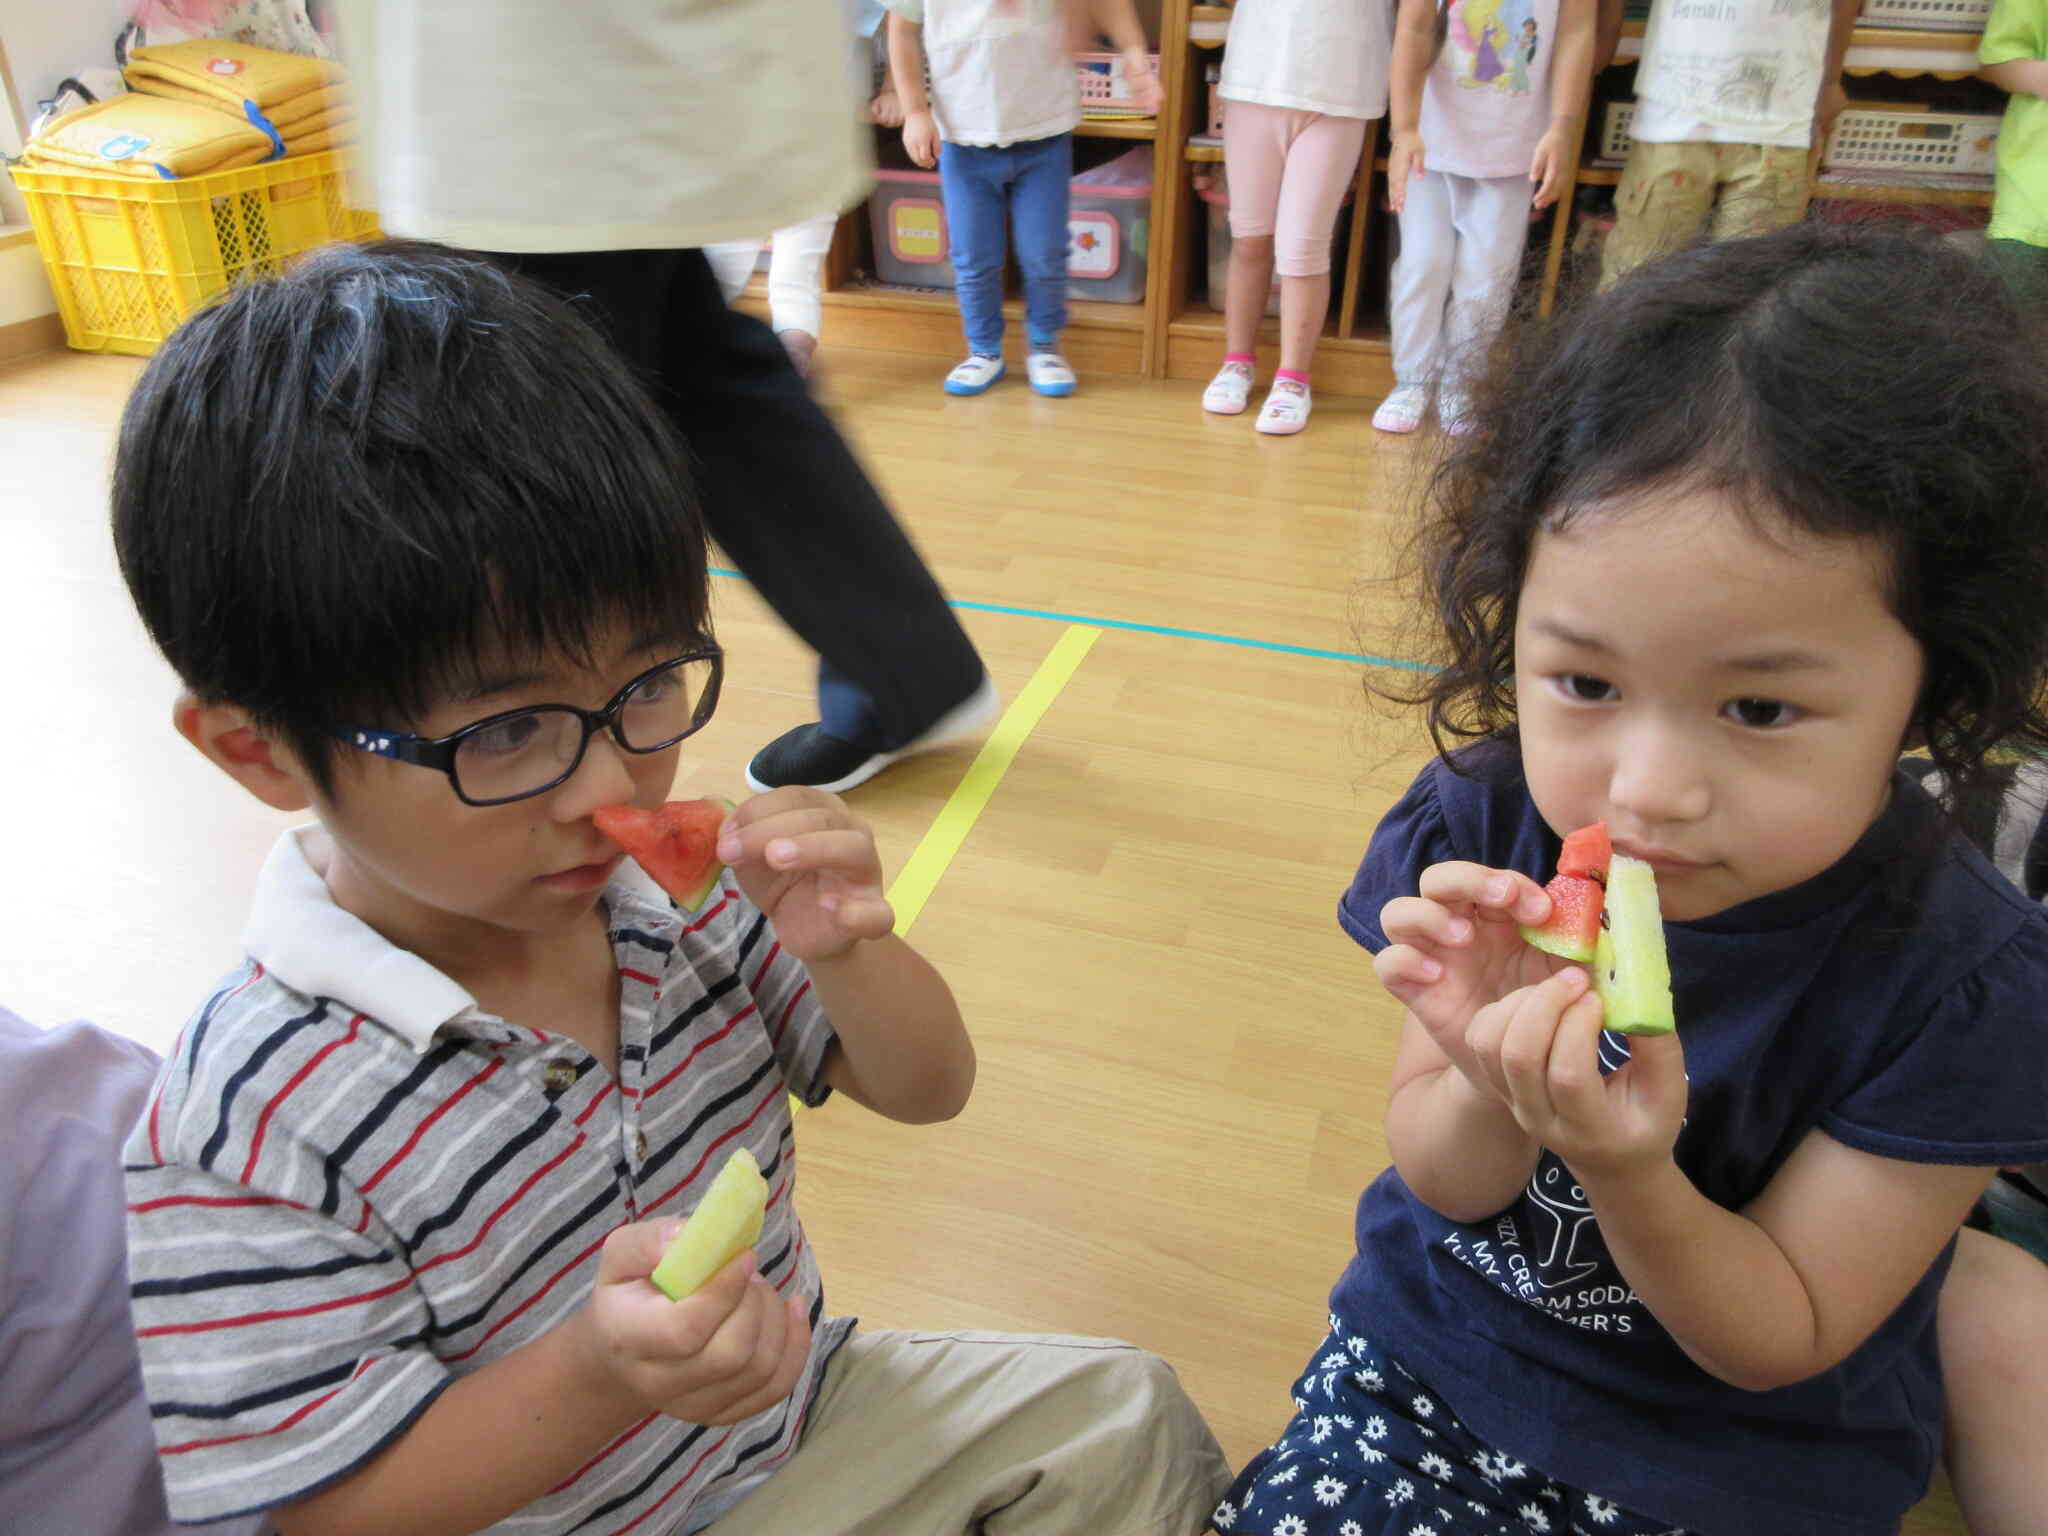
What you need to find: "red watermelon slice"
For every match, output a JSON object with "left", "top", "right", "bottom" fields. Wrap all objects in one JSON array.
[
  {"left": 1518, "top": 821, "right": 1609, "bottom": 963},
  {"left": 593, "top": 798, "right": 734, "bottom": 912},
  {"left": 1556, "top": 821, "right": 1611, "bottom": 881}
]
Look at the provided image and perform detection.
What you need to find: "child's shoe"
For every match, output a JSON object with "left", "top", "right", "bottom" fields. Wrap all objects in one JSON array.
[
  {"left": 1437, "top": 388, "right": 1477, "bottom": 436},
  {"left": 1372, "top": 383, "right": 1429, "bottom": 434},
  {"left": 1255, "top": 378, "right": 1311, "bottom": 435},
  {"left": 944, "top": 354, "right": 1006, "bottom": 395},
  {"left": 1202, "top": 360, "right": 1254, "bottom": 415},
  {"left": 1026, "top": 350, "right": 1077, "bottom": 397}
]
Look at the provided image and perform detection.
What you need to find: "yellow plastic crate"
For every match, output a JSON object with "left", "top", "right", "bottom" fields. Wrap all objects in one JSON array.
[{"left": 8, "top": 150, "right": 378, "bottom": 356}]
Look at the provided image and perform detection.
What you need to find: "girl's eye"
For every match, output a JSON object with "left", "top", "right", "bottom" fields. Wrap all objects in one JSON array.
[
  {"left": 1725, "top": 697, "right": 1800, "bottom": 729},
  {"left": 1557, "top": 674, "right": 1617, "bottom": 703}
]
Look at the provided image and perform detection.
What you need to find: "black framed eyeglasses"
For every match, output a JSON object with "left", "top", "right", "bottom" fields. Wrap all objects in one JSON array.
[{"left": 332, "top": 647, "right": 724, "bottom": 806}]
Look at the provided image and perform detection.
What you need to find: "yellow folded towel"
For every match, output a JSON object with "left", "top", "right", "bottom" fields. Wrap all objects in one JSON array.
[
  {"left": 23, "top": 95, "right": 277, "bottom": 180},
  {"left": 122, "top": 39, "right": 344, "bottom": 115},
  {"left": 136, "top": 78, "right": 350, "bottom": 133},
  {"left": 281, "top": 114, "right": 359, "bottom": 157}
]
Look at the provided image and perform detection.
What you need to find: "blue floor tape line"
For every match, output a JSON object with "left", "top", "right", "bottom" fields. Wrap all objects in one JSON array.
[{"left": 704, "top": 568, "right": 1438, "bottom": 675}]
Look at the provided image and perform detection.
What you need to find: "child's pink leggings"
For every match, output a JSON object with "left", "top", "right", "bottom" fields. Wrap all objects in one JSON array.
[{"left": 1220, "top": 99, "right": 1367, "bottom": 277}]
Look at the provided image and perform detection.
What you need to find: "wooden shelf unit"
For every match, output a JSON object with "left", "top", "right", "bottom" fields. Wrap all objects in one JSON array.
[{"left": 759, "top": 8, "right": 1991, "bottom": 389}]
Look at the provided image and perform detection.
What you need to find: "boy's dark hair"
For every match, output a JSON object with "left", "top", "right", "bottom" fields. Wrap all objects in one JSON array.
[
  {"left": 113, "top": 239, "right": 712, "bottom": 797},
  {"left": 1386, "top": 222, "right": 2048, "bottom": 806}
]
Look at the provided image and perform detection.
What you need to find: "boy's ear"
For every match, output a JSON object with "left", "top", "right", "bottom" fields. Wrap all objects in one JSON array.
[{"left": 173, "top": 694, "right": 314, "bottom": 812}]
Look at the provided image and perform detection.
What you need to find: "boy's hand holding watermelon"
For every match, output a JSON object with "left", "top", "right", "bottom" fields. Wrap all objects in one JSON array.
[
  {"left": 595, "top": 788, "right": 895, "bottom": 965},
  {"left": 710, "top": 787, "right": 896, "bottom": 963}
]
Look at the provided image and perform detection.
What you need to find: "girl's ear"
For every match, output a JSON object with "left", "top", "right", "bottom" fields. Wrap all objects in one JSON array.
[{"left": 173, "top": 694, "right": 315, "bottom": 812}]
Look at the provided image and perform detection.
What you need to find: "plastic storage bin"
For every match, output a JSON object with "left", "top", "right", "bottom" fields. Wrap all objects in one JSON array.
[
  {"left": 1858, "top": 0, "right": 1991, "bottom": 28},
  {"left": 1068, "top": 148, "right": 1152, "bottom": 303},
  {"left": 1075, "top": 52, "right": 1162, "bottom": 112},
  {"left": 9, "top": 148, "right": 376, "bottom": 355},
  {"left": 867, "top": 167, "right": 956, "bottom": 288},
  {"left": 1599, "top": 100, "right": 2001, "bottom": 175}
]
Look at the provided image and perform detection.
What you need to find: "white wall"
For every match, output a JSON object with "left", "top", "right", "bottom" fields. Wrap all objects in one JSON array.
[
  {"left": 0, "top": 0, "right": 132, "bottom": 313},
  {"left": 2, "top": 0, "right": 136, "bottom": 114},
  {"left": 0, "top": 239, "right": 54, "bottom": 325}
]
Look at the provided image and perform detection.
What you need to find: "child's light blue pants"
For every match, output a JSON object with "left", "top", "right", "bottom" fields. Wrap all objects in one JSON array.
[{"left": 938, "top": 132, "right": 1072, "bottom": 355}]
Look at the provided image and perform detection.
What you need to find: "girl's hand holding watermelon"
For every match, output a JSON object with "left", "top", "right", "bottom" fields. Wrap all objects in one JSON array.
[
  {"left": 1461, "top": 965, "right": 1690, "bottom": 1184},
  {"left": 1375, "top": 860, "right": 1570, "bottom": 1100},
  {"left": 714, "top": 787, "right": 896, "bottom": 963}
]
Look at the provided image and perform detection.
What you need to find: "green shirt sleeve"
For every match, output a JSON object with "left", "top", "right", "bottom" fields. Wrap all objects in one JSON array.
[{"left": 1980, "top": 0, "right": 2044, "bottom": 68}]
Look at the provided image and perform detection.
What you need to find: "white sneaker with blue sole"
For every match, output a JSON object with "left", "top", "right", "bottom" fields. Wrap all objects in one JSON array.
[
  {"left": 1026, "top": 351, "right": 1077, "bottom": 397},
  {"left": 944, "top": 354, "right": 1006, "bottom": 395}
]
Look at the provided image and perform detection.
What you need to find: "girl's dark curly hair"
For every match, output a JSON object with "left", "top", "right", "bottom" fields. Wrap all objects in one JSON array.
[{"left": 1380, "top": 221, "right": 2048, "bottom": 806}]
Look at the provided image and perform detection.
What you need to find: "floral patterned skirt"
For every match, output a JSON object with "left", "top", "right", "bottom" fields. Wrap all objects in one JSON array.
[{"left": 1209, "top": 1318, "right": 1690, "bottom": 1536}]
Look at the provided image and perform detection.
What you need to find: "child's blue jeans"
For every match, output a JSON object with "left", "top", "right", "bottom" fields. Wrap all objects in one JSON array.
[{"left": 938, "top": 132, "right": 1072, "bottom": 355}]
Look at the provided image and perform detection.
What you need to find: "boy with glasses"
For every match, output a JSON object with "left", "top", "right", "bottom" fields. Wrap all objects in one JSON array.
[{"left": 112, "top": 241, "right": 1226, "bottom": 1536}]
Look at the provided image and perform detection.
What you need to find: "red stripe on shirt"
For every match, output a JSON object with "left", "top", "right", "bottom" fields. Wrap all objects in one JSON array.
[
  {"left": 619, "top": 968, "right": 660, "bottom": 987},
  {"left": 748, "top": 941, "right": 782, "bottom": 994},
  {"left": 444, "top": 1223, "right": 610, "bottom": 1363},
  {"left": 129, "top": 1192, "right": 308, "bottom": 1216},
  {"left": 241, "top": 1014, "right": 365, "bottom": 1184},
  {"left": 639, "top": 1004, "right": 755, "bottom": 1104},
  {"left": 607, "top": 1424, "right": 745, "bottom": 1536},
  {"left": 548, "top": 1412, "right": 658, "bottom": 1495},
  {"left": 349, "top": 1056, "right": 508, "bottom": 1234},
  {"left": 137, "top": 1269, "right": 418, "bottom": 1338},
  {"left": 160, "top": 1356, "right": 381, "bottom": 1456},
  {"left": 574, "top": 1079, "right": 617, "bottom": 1127},
  {"left": 769, "top": 979, "right": 813, "bottom": 1049},
  {"left": 682, "top": 890, "right": 733, "bottom": 935},
  {"left": 140, "top": 1137, "right": 586, "bottom": 1337},
  {"left": 643, "top": 1080, "right": 783, "bottom": 1216}
]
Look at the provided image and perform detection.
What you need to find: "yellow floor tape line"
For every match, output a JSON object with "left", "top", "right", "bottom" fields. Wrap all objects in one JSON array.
[
  {"left": 885, "top": 623, "right": 1103, "bottom": 936},
  {"left": 795, "top": 624, "right": 1101, "bottom": 1112}
]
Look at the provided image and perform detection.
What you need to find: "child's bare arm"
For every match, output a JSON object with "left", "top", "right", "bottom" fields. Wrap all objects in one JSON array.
[
  {"left": 1530, "top": 0, "right": 1598, "bottom": 204},
  {"left": 887, "top": 11, "right": 940, "bottom": 167},
  {"left": 1578, "top": 1128, "right": 1994, "bottom": 1392},
  {"left": 276, "top": 1229, "right": 808, "bottom": 1536},
  {"left": 1465, "top": 974, "right": 1999, "bottom": 1392},
  {"left": 1387, "top": 0, "right": 1440, "bottom": 213},
  {"left": 1376, "top": 861, "right": 1562, "bottom": 1217},
  {"left": 1385, "top": 1011, "right": 1545, "bottom": 1221},
  {"left": 1981, "top": 57, "right": 2048, "bottom": 96},
  {"left": 716, "top": 789, "right": 973, "bottom": 1124},
  {"left": 812, "top": 935, "right": 975, "bottom": 1122},
  {"left": 1592, "top": 0, "right": 1627, "bottom": 81},
  {"left": 1083, "top": 0, "right": 1163, "bottom": 113}
]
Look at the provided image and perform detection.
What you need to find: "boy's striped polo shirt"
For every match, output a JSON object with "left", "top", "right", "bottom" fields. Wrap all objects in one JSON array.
[{"left": 124, "top": 828, "right": 852, "bottom": 1532}]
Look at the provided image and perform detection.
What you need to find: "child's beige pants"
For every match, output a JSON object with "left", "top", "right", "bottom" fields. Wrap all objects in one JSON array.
[
  {"left": 705, "top": 1330, "right": 1231, "bottom": 1535},
  {"left": 1598, "top": 140, "right": 1813, "bottom": 289}
]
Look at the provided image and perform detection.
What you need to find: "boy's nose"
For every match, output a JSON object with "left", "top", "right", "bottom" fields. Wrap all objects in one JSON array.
[{"left": 554, "top": 729, "right": 639, "bottom": 817}]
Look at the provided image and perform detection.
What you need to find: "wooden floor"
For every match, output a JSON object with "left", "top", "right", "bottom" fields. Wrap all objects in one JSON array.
[{"left": 0, "top": 344, "right": 1965, "bottom": 1534}]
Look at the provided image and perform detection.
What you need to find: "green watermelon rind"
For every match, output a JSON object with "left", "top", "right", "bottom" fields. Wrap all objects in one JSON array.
[
  {"left": 667, "top": 796, "right": 734, "bottom": 913},
  {"left": 1592, "top": 855, "right": 1676, "bottom": 1036},
  {"left": 1520, "top": 924, "right": 1598, "bottom": 964}
]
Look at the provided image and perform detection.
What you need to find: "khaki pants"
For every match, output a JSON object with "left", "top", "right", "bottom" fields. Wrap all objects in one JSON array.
[
  {"left": 706, "top": 1331, "right": 1231, "bottom": 1535},
  {"left": 1598, "top": 140, "right": 1813, "bottom": 289}
]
